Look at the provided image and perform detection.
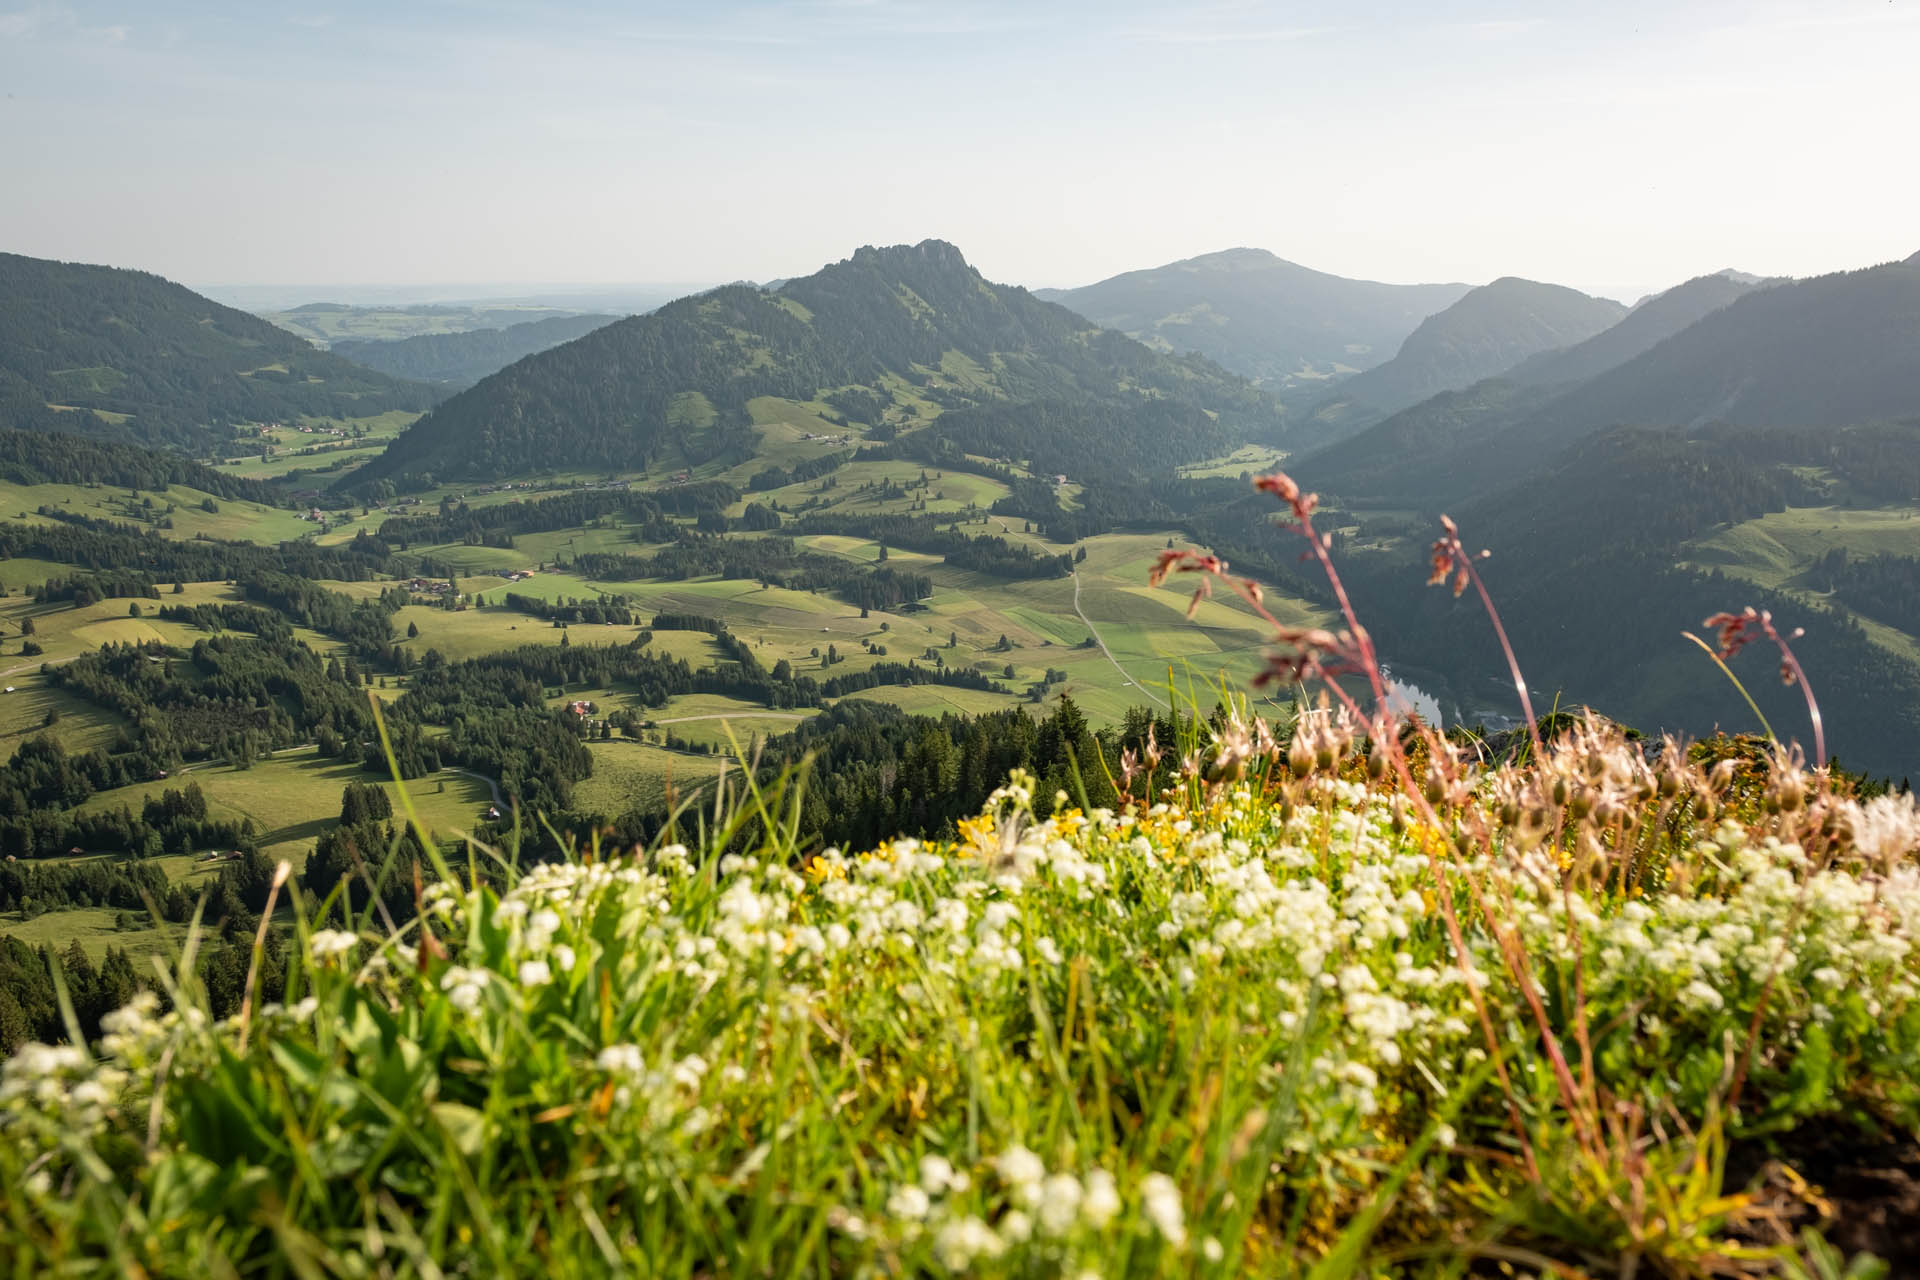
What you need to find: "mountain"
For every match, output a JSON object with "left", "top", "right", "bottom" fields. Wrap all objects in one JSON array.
[
  {"left": 1313, "top": 278, "right": 1626, "bottom": 422},
  {"left": 1505, "top": 272, "right": 1770, "bottom": 388},
  {"left": 1034, "top": 249, "right": 1470, "bottom": 389},
  {"left": 1340, "top": 423, "right": 1920, "bottom": 778},
  {"left": 351, "top": 240, "right": 1282, "bottom": 489},
  {"left": 332, "top": 314, "right": 621, "bottom": 388},
  {"left": 1291, "top": 378, "right": 1556, "bottom": 503},
  {"left": 1300, "top": 272, "right": 1769, "bottom": 501},
  {"left": 0, "top": 252, "right": 435, "bottom": 450},
  {"left": 1519, "top": 255, "right": 1920, "bottom": 438},
  {"left": 1307, "top": 254, "right": 1920, "bottom": 506}
]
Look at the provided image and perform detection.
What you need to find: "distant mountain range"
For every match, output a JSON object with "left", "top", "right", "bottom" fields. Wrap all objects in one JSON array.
[
  {"left": 333, "top": 314, "right": 621, "bottom": 389},
  {"left": 1035, "top": 249, "right": 1470, "bottom": 390},
  {"left": 1506, "top": 271, "right": 1772, "bottom": 388},
  {"left": 349, "top": 240, "right": 1282, "bottom": 489},
  {"left": 1309, "top": 277, "right": 1626, "bottom": 428},
  {"left": 0, "top": 252, "right": 434, "bottom": 450},
  {"left": 1302, "top": 254, "right": 1920, "bottom": 505},
  {"left": 261, "top": 303, "right": 587, "bottom": 347}
]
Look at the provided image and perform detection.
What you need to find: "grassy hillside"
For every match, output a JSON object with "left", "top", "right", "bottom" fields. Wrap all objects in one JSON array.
[
  {"left": 347, "top": 241, "right": 1283, "bottom": 490},
  {"left": 0, "top": 253, "right": 436, "bottom": 450}
]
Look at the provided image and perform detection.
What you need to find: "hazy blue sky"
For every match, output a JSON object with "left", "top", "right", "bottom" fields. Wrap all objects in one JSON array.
[{"left": 2, "top": 0, "right": 1916, "bottom": 301}]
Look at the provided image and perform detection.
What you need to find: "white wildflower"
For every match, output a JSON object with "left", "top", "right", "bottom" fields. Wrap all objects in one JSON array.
[
  {"left": 996, "top": 1145, "right": 1046, "bottom": 1197},
  {"left": 886, "top": 1184, "right": 932, "bottom": 1222},
  {"left": 1081, "top": 1168, "right": 1121, "bottom": 1229},
  {"left": 920, "top": 1154, "right": 969, "bottom": 1195},
  {"left": 1140, "top": 1172, "right": 1187, "bottom": 1248},
  {"left": 933, "top": 1215, "right": 1005, "bottom": 1269},
  {"left": 596, "top": 1044, "right": 644, "bottom": 1075},
  {"left": 308, "top": 929, "right": 358, "bottom": 960},
  {"left": 1036, "top": 1172, "right": 1083, "bottom": 1235}
]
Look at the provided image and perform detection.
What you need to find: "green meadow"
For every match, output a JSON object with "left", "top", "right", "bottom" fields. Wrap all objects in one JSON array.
[{"left": 0, "top": 432, "right": 1337, "bottom": 971}]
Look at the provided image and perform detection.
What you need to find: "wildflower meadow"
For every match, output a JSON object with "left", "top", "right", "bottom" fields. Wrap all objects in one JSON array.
[{"left": 4, "top": 473, "right": 1918, "bottom": 1277}]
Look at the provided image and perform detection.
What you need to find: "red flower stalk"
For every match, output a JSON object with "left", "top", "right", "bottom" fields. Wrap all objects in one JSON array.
[{"left": 1702, "top": 607, "right": 1825, "bottom": 767}]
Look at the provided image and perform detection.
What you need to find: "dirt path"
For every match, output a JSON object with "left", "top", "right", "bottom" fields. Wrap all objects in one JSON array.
[
  {"left": 649, "top": 712, "right": 805, "bottom": 725},
  {"left": 1072, "top": 571, "right": 1169, "bottom": 710},
  {"left": 0, "top": 654, "right": 78, "bottom": 679},
  {"left": 448, "top": 768, "right": 504, "bottom": 806}
]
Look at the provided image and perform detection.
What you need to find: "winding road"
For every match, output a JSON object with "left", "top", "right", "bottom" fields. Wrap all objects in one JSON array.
[
  {"left": 0, "top": 654, "right": 77, "bottom": 679},
  {"left": 1071, "top": 571, "right": 1169, "bottom": 710},
  {"left": 448, "top": 768, "right": 504, "bottom": 807}
]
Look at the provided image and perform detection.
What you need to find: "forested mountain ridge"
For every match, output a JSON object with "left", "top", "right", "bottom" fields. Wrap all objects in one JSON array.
[
  {"left": 1340, "top": 422, "right": 1920, "bottom": 778},
  {"left": 1311, "top": 277, "right": 1626, "bottom": 425},
  {"left": 1291, "top": 377, "right": 1554, "bottom": 503},
  {"left": 349, "top": 240, "right": 1284, "bottom": 489},
  {"left": 1034, "top": 248, "right": 1471, "bottom": 389},
  {"left": 1505, "top": 271, "right": 1769, "bottom": 388},
  {"left": 1305, "top": 254, "right": 1920, "bottom": 505},
  {"left": 0, "top": 429, "right": 283, "bottom": 504},
  {"left": 0, "top": 252, "right": 436, "bottom": 450},
  {"left": 1517, "top": 253, "right": 1920, "bottom": 438},
  {"left": 332, "top": 313, "right": 621, "bottom": 388}
]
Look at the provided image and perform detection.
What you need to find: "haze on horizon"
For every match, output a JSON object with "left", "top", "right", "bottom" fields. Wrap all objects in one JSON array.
[{"left": 2, "top": 0, "right": 1916, "bottom": 304}]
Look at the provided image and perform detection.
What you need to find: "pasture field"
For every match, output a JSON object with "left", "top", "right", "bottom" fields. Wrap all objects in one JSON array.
[
  {"left": 73, "top": 749, "right": 497, "bottom": 867},
  {"left": 835, "top": 684, "right": 1021, "bottom": 718},
  {"left": 1681, "top": 502, "right": 1920, "bottom": 670},
  {"left": 0, "top": 584, "right": 270, "bottom": 763},
  {"left": 738, "top": 458, "right": 1010, "bottom": 520},
  {"left": 0, "top": 447, "right": 1344, "bottom": 966},
  {"left": 1685, "top": 503, "right": 1920, "bottom": 589},
  {"left": 1176, "top": 443, "right": 1289, "bottom": 478},
  {"left": 212, "top": 411, "right": 422, "bottom": 481},
  {"left": 0, "top": 908, "right": 185, "bottom": 964},
  {"left": 0, "top": 477, "right": 314, "bottom": 544},
  {"left": 569, "top": 740, "right": 725, "bottom": 819}
]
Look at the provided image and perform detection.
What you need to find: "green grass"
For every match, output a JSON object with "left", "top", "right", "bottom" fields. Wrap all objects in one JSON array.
[
  {"left": 836, "top": 684, "right": 1021, "bottom": 718},
  {"left": 1686, "top": 503, "right": 1920, "bottom": 590},
  {"left": 212, "top": 410, "right": 421, "bottom": 483},
  {"left": 0, "top": 479, "right": 314, "bottom": 548},
  {"left": 1681, "top": 502, "right": 1920, "bottom": 669},
  {"left": 4, "top": 728, "right": 1914, "bottom": 1273},
  {"left": 75, "top": 750, "right": 496, "bottom": 868},
  {"left": 0, "top": 853, "right": 228, "bottom": 961},
  {"left": 739, "top": 459, "right": 1010, "bottom": 520},
  {"left": 0, "top": 587, "right": 286, "bottom": 761},
  {"left": 1176, "top": 444, "right": 1290, "bottom": 479},
  {"left": 569, "top": 740, "right": 726, "bottom": 818},
  {"left": 0, "top": 501, "right": 1331, "bottom": 970},
  {"left": 0, "top": 907, "right": 184, "bottom": 963}
]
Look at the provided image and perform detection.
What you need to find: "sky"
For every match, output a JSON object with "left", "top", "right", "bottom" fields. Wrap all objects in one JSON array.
[{"left": 2, "top": 0, "right": 1917, "bottom": 303}]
